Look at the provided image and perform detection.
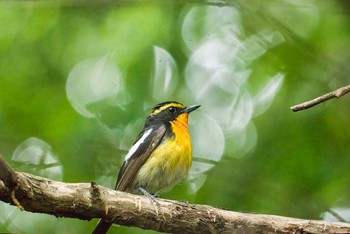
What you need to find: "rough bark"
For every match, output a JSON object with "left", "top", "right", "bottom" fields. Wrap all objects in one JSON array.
[{"left": 0, "top": 156, "right": 349, "bottom": 233}]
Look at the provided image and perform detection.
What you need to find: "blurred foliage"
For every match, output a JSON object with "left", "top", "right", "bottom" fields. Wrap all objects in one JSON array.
[{"left": 1, "top": 0, "right": 350, "bottom": 233}]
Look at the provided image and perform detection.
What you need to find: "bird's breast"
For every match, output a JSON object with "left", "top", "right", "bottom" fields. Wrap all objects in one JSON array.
[{"left": 134, "top": 121, "right": 192, "bottom": 194}]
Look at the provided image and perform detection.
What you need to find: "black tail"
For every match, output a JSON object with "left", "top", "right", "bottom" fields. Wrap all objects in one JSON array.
[{"left": 92, "top": 219, "right": 112, "bottom": 234}]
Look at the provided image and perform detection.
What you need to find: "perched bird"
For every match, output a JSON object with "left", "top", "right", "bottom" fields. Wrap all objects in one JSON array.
[{"left": 92, "top": 101, "right": 200, "bottom": 234}]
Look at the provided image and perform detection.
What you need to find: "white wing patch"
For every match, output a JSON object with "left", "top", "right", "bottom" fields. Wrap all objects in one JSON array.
[{"left": 124, "top": 128, "right": 153, "bottom": 162}]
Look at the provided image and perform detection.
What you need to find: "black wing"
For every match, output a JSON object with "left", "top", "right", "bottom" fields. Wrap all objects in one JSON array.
[{"left": 115, "top": 124, "right": 166, "bottom": 191}]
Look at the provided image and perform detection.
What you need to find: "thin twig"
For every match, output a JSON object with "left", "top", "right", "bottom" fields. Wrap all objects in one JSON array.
[
  {"left": 290, "top": 84, "right": 350, "bottom": 112},
  {"left": 327, "top": 208, "right": 348, "bottom": 223}
]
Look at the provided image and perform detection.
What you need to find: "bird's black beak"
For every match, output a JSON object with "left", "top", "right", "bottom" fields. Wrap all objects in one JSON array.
[{"left": 183, "top": 104, "right": 201, "bottom": 114}]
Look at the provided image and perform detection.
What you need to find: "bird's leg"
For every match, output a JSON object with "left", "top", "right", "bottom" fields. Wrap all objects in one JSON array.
[{"left": 138, "top": 187, "right": 159, "bottom": 205}]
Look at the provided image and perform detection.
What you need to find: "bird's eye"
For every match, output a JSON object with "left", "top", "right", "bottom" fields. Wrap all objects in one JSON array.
[{"left": 167, "top": 106, "right": 176, "bottom": 114}]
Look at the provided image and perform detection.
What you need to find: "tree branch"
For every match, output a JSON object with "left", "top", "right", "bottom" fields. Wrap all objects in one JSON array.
[
  {"left": 290, "top": 84, "right": 350, "bottom": 112},
  {"left": 0, "top": 155, "right": 350, "bottom": 233}
]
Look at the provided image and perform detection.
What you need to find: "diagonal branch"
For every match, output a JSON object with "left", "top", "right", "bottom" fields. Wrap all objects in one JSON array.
[
  {"left": 0, "top": 155, "right": 350, "bottom": 233},
  {"left": 0, "top": 155, "right": 18, "bottom": 189},
  {"left": 290, "top": 84, "right": 350, "bottom": 112}
]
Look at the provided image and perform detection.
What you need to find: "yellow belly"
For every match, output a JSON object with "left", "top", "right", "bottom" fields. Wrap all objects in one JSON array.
[{"left": 132, "top": 120, "right": 192, "bottom": 194}]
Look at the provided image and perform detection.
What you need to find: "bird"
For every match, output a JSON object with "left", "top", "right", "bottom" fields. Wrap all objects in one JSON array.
[{"left": 92, "top": 101, "right": 200, "bottom": 234}]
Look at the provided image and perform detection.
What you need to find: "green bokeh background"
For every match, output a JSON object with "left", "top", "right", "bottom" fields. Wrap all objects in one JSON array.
[{"left": 1, "top": 1, "right": 350, "bottom": 233}]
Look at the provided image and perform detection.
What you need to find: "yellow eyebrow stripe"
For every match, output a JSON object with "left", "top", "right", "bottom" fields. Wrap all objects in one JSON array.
[{"left": 152, "top": 103, "right": 184, "bottom": 115}]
